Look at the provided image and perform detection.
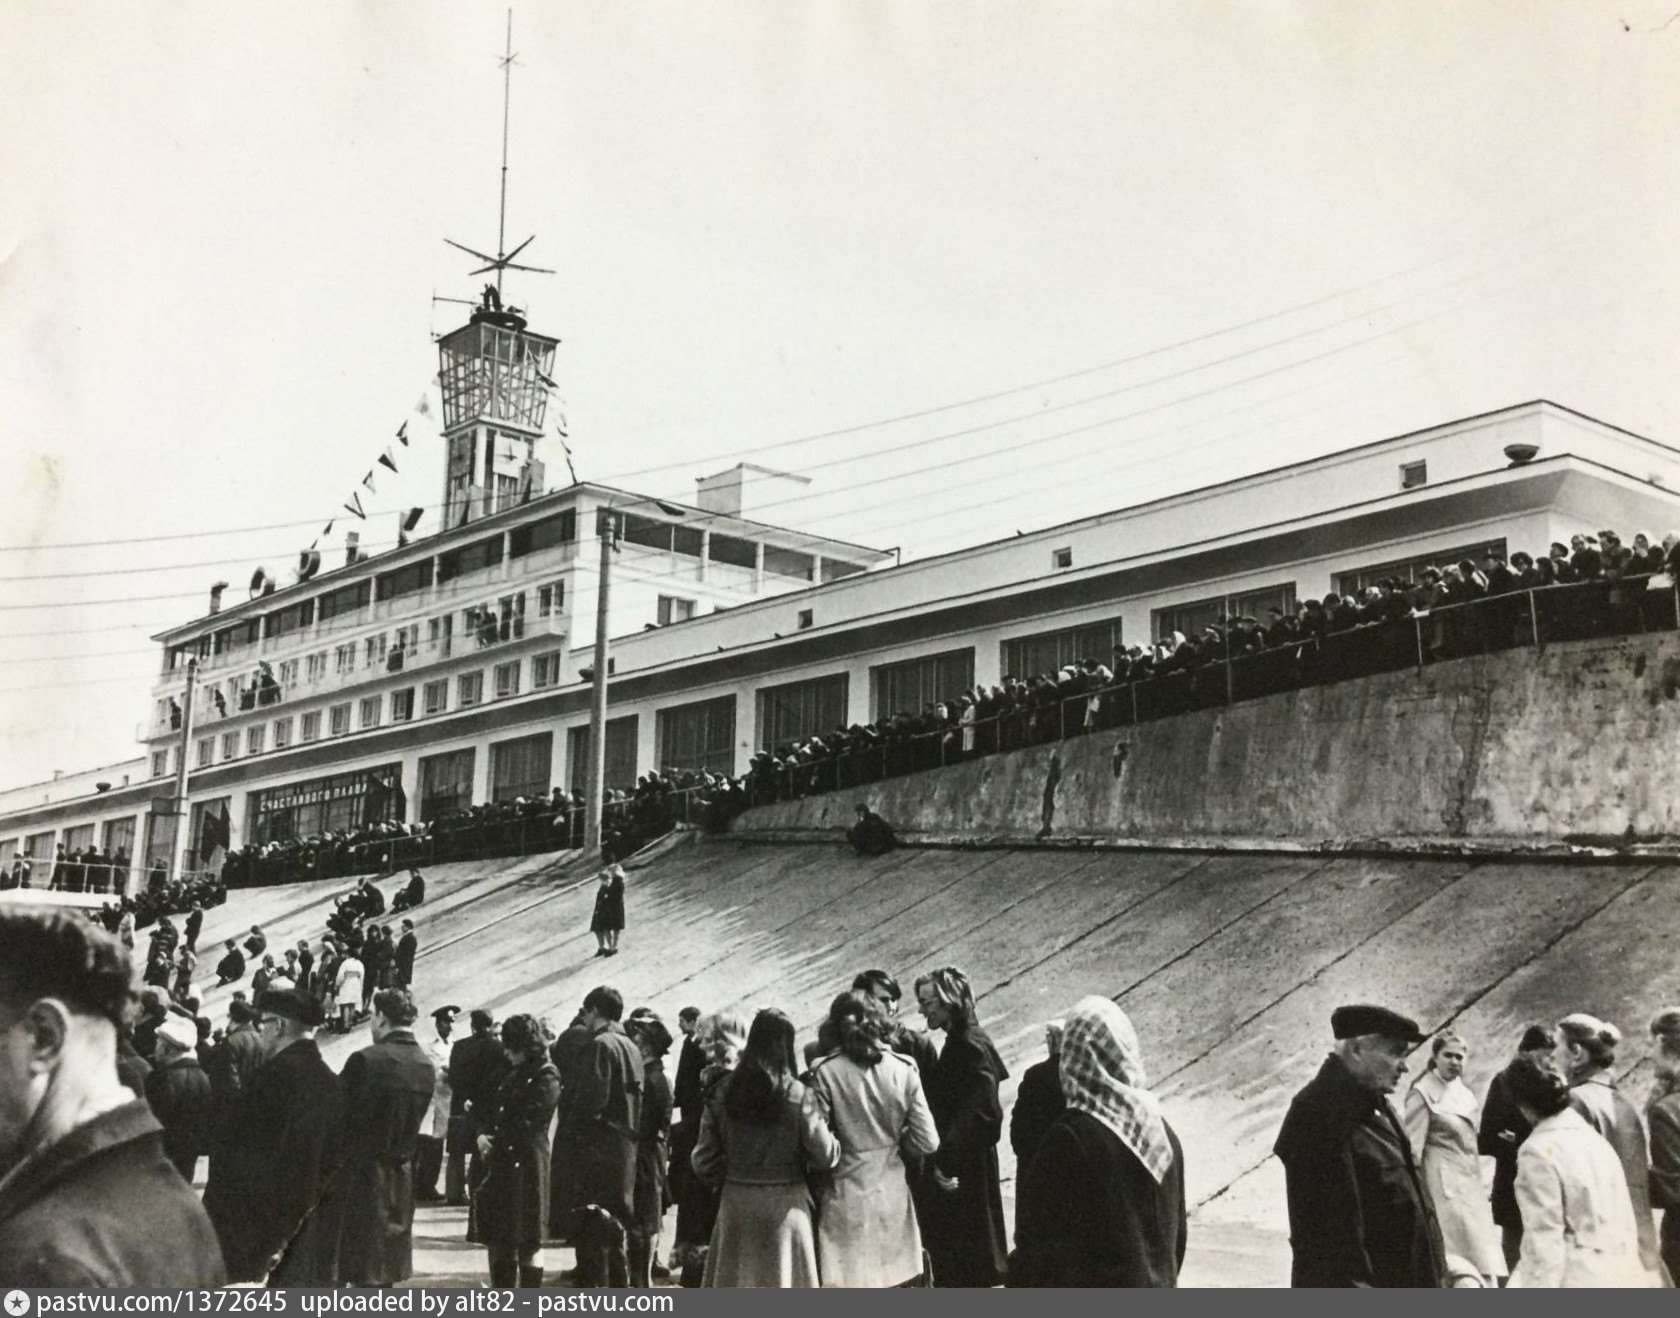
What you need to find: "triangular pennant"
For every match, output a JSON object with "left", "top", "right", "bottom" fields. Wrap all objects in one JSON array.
[
  {"left": 323, "top": 519, "right": 335, "bottom": 538},
  {"left": 396, "top": 420, "right": 409, "bottom": 446},
  {"left": 362, "top": 470, "right": 377, "bottom": 492},
  {"left": 378, "top": 448, "right": 398, "bottom": 473},
  {"left": 414, "top": 394, "right": 432, "bottom": 418},
  {"left": 342, "top": 493, "right": 365, "bottom": 520}
]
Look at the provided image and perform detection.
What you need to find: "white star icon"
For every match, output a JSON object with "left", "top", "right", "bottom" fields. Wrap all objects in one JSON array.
[{"left": 4, "top": 1291, "right": 30, "bottom": 1317}]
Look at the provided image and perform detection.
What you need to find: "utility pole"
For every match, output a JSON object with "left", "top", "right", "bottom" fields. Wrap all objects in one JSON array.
[
  {"left": 583, "top": 511, "right": 617, "bottom": 855},
  {"left": 169, "top": 657, "right": 199, "bottom": 883}
]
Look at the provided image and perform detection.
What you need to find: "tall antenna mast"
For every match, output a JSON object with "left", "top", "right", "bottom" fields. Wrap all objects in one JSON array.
[{"left": 444, "top": 8, "right": 554, "bottom": 299}]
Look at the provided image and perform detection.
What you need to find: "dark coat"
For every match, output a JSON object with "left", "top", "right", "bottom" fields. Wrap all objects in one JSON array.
[
  {"left": 672, "top": 1034, "right": 706, "bottom": 1122},
  {"left": 633, "top": 1058, "right": 674, "bottom": 1235},
  {"left": 1477, "top": 1057, "right": 1536, "bottom": 1230},
  {"left": 0, "top": 1100, "right": 226, "bottom": 1286},
  {"left": 549, "top": 1020, "right": 643, "bottom": 1236},
  {"left": 215, "top": 948, "right": 245, "bottom": 983},
  {"left": 589, "top": 875, "right": 625, "bottom": 934},
  {"left": 144, "top": 1055, "right": 215, "bottom": 1180},
  {"left": 921, "top": 1026, "right": 1010, "bottom": 1287},
  {"left": 334, "top": 1029, "right": 435, "bottom": 1285},
  {"left": 184, "top": 908, "right": 204, "bottom": 950},
  {"left": 477, "top": 1056, "right": 562, "bottom": 1250},
  {"left": 116, "top": 1032, "right": 152, "bottom": 1097},
  {"left": 1274, "top": 1054, "right": 1446, "bottom": 1288},
  {"left": 394, "top": 932, "right": 417, "bottom": 986},
  {"left": 203, "top": 1037, "right": 345, "bottom": 1285},
  {"left": 847, "top": 810, "right": 897, "bottom": 856},
  {"left": 448, "top": 1030, "right": 510, "bottom": 1126},
  {"left": 1009, "top": 1110, "right": 1186, "bottom": 1287},
  {"left": 1008, "top": 1055, "right": 1066, "bottom": 1168}
]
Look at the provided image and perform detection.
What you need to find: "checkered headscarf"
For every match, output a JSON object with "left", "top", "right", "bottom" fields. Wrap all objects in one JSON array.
[{"left": 1058, "top": 995, "right": 1174, "bottom": 1184}]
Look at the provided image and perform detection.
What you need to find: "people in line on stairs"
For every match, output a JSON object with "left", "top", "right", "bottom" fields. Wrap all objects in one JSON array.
[
  {"left": 1478, "top": 1023, "right": 1559, "bottom": 1274},
  {"left": 1405, "top": 1032, "right": 1506, "bottom": 1285},
  {"left": 1009, "top": 996, "right": 1186, "bottom": 1287}
]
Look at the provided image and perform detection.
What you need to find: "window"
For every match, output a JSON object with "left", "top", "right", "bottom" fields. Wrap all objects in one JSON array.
[
  {"left": 437, "top": 536, "right": 504, "bottom": 584},
  {"left": 330, "top": 703, "right": 351, "bottom": 736},
  {"left": 763, "top": 546, "right": 815, "bottom": 581},
  {"left": 756, "top": 674, "right": 848, "bottom": 752},
  {"left": 657, "top": 696, "right": 737, "bottom": 775},
  {"left": 708, "top": 532, "right": 757, "bottom": 570},
  {"left": 246, "top": 725, "right": 266, "bottom": 755},
  {"left": 196, "top": 738, "right": 214, "bottom": 768},
  {"left": 25, "top": 830, "right": 55, "bottom": 858},
  {"left": 315, "top": 580, "right": 370, "bottom": 623},
  {"left": 301, "top": 711, "right": 322, "bottom": 743},
  {"left": 1333, "top": 539, "right": 1509, "bottom": 598},
  {"left": 273, "top": 717, "right": 292, "bottom": 750},
  {"left": 533, "top": 650, "right": 563, "bottom": 689},
  {"left": 359, "top": 696, "right": 382, "bottom": 730},
  {"left": 375, "top": 559, "right": 434, "bottom": 602},
  {"left": 426, "top": 615, "right": 453, "bottom": 658},
  {"left": 457, "top": 672, "right": 484, "bottom": 708},
  {"left": 466, "top": 593, "right": 525, "bottom": 648},
  {"left": 1002, "top": 619, "right": 1124, "bottom": 680},
  {"left": 796, "top": 608, "right": 814, "bottom": 630},
  {"left": 390, "top": 688, "right": 414, "bottom": 723},
  {"left": 306, "top": 652, "right": 328, "bottom": 683},
  {"left": 1152, "top": 583, "right": 1298, "bottom": 644},
  {"left": 1052, "top": 547, "right": 1074, "bottom": 570},
  {"left": 493, "top": 660, "right": 521, "bottom": 699},
  {"left": 510, "top": 509, "right": 578, "bottom": 558},
  {"left": 537, "top": 582, "right": 565, "bottom": 617},
  {"left": 490, "top": 732, "right": 553, "bottom": 802},
  {"left": 656, "top": 594, "right": 696, "bottom": 626},
  {"left": 419, "top": 749, "right": 475, "bottom": 821},
  {"left": 246, "top": 762, "right": 402, "bottom": 844},
  {"left": 566, "top": 717, "right": 639, "bottom": 794},
  {"left": 423, "top": 679, "right": 448, "bottom": 716},
  {"left": 221, "top": 732, "right": 239, "bottom": 760},
  {"left": 334, "top": 643, "right": 356, "bottom": 675},
  {"left": 392, "top": 624, "right": 419, "bottom": 659},
  {"left": 101, "top": 816, "right": 136, "bottom": 859},
  {"left": 1400, "top": 460, "right": 1428, "bottom": 490},
  {"left": 277, "top": 659, "right": 299, "bottom": 686},
  {"left": 364, "top": 633, "right": 387, "bottom": 669},
  {"left": 870, "top": 648, "right": 975, "bottom": 720},
  {"left": 495, "top": 472, "right": 520, "bottom": 513}
]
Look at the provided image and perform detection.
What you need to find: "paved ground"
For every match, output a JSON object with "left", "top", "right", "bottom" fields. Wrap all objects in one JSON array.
[{"left": 190, "top": 836, "right": 1680, "bottom": 1287}]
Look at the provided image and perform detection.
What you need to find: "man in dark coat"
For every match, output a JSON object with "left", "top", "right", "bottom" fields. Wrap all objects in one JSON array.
[
  {"left": 670, "top": 1006, "right": 705, "bottom": 1123},
  {"left": 203, "top": 987, "right": 345, "bottom": 1285},
  {"left": 183, "top": 903, "right": 204, "bottom": 953},
  {"left": 847, "top": 803, "right": 896, "bottom": 856},
  {"left": 144, "top": 1013, "right": 215, "bottom": 1182},
  {"left": 394, "top": 919, "right": 418, "bottom": 988},
  {"left": 0, "top": 908, "right": 225, "bottom": 1285},
  {"left": 448, "top": 1008, "right": 509, "bottom": 1209},
  {"left": 214, "top": 939, "right": 245, "bottom": 987},
  {"left": 333, "top": 988, "right": 435, "bottom": 1286},
  {"left": 1477, "top": 1023, "right": 1558, "bottom": 1272},
  {"left": 1274, "top": 1004, "right": 1446, "bottom": 1288},
  {"left": 549, "top": 986, "right": 643, "bottom": 1286}
]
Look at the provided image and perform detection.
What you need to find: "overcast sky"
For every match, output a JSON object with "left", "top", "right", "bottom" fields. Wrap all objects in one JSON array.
[{"left": 1, "top": 1, "right": 1677, "bottom": 791}]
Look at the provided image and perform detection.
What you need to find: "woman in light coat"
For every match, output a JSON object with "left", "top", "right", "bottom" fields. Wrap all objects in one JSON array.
[
  {"left": 333, "top": 950, "right": 365, "bottom": 1031},
  {"left": 1559, "top": 1013, "right": 1667, "bottom": 1283},
  {"left": 807, "top": 990, "right": 939, "bottom": 1287},
  {"left": 1403, "top": 1033, "right": 1505, "bottom": 1283},
  {"left": 1506, "top": 1060, "right": 1648, "bottom": 1287}
]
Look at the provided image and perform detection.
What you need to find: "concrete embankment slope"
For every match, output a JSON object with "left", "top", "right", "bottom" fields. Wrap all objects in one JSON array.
[
  {"left": 731, "top": 632, "right": 1680, "bottom": 852},
  {"left": 199, "top": 836, "right": 1678, "bottom": 1285}
]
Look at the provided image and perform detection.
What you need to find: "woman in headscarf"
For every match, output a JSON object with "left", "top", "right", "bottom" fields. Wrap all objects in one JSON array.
[
  {"left": 914, "top": 966, "right": 1009, "bottom": 1287},
  {"left": 1008, "top": 995, "right": 1186, "bottom": 1287},
  {"left": 692, "top": 1008, "right": 839, "bottom": 1287},
  {"left": 1647, "top": 1008, "right": 1680, "bottom": 1284},
  {"left": 1506, "top": 1062, "right": 1646, "bottom": 1287},
  {"left": 807, "top": 990, "right": 939, "bottom": 1287},
  {"left": 1403, "top": 1032, "right": 1505, "bottom": 1284},
  {"left": 1558, "top": 1013, "right": 1667, "bottom": 1283}
]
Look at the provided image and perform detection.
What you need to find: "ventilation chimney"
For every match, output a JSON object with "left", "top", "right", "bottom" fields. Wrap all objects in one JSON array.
[{"left": 209, "top": 581, "right": 228, "bottom": 614}]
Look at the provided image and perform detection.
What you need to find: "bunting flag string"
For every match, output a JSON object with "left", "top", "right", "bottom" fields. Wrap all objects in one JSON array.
[
  {"left": 378, "top": 447, "right": 398, "bottom": 473},
  {"left": 396, "top": 420, "right": 410, "bottom": 447},
  {"left": 362, "top": 470, "right": 377, "bottom": 493},
  {"left": 342, "top": 492, "right": 365, "bottom": 520}
]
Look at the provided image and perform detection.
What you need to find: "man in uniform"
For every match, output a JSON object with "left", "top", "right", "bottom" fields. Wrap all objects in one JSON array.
[
  {"left": 1274, "top": 1004, "right": 1446, "bottom": 1287},
  {"left": 417, "top": 1004, "right": 458, "bottom": 1203},
  {"left": 203, "top": 987, "right": 344, "bottom": 1284},
  {"left": 0, "top": 908, "right": 225, "bottom": 1285},
  {"left": 334, "top": 988, "right": 435, "bottom": 1287}
]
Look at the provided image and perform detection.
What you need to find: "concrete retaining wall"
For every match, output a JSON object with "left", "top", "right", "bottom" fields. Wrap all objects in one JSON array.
[{"left": 730, "top": 633, "right": 1680, "bottom": 853}]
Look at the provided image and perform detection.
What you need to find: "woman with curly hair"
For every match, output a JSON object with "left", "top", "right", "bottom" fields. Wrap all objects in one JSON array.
[
  {"left": 476, "top": 1014, "right": 561, "bottom": 1288},
  {"left": 670, "top": 1010, "right": 747, "bottom": 1286}
]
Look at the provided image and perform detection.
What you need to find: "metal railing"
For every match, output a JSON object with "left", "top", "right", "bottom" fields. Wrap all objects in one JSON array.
[{"left": 742, "top": 574, "right": 1680, "bottom": 806}]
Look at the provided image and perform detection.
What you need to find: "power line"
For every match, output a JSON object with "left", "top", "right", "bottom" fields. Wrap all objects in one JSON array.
[{"left": 0, "top": 204, "right": 1598, "bottom": 558}]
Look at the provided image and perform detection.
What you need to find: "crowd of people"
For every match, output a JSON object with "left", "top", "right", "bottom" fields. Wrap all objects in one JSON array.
[
  {"left": 0, "top": 842, "right": 135, "bottom": 895},
  {"left": 1, "top": 899, "right": 1677, "bottom": 1289},
  {"left": 740, "top": 529, "right": 1680, "bottom": 804},
  {"left": 94, "top": 866, "right": 227, "bottom": 939}
]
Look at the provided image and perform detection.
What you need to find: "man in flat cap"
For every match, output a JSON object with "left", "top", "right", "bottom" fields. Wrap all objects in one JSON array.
[
  {"left": 203, "top": 986, "right": 344, "bottom": 1285},
  {"left": 1274, "top": 1004, "right": 1447, "bottom": 1287}
]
